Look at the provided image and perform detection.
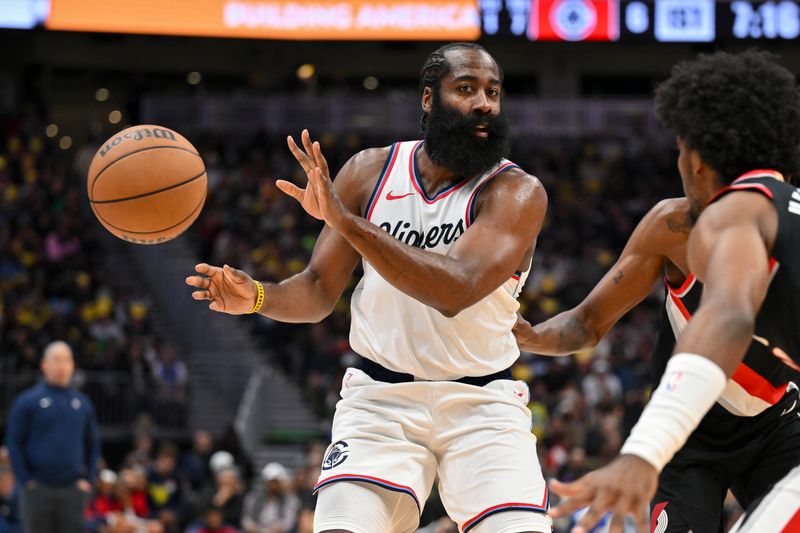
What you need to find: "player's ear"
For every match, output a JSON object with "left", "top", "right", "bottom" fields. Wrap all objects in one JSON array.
[
  {"left": 688, "top": 148, "right": 707, "bottom": 179},
  {"left": 422, "top": 86, "right": 433, "bottom": 114}
]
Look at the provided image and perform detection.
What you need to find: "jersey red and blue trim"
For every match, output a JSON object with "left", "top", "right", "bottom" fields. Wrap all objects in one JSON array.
[
  {"left": 313, "top": 473, "right": 421, "bottom": 513},
  {"left": 365, "top": 143, "right": 401, "bottom": 221},
  {"left": 409, "top": 141, "right": 500, "bottom": 204},
  {"left": 464, "top": 162, "right": 520, "bottom": 227},
  {"left": 461, "top": 485, "right": 549, "bottom": 532}
]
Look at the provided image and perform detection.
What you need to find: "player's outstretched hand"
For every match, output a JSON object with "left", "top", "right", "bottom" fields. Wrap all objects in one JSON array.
[
  {"left": 548, "top": 454, "right": 656, "bottom": 533},
  {"left": 513, "top": 312, "right": 545, "bottom": 354},
  {"left": 186, "top": 263, "right": 258, "bottom": 314},
  {"left": 279, "top": 129, "right": 349, "bottom": 230}
]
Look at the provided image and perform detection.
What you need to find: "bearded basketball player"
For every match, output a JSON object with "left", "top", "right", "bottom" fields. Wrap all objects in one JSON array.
[{"left": 187, "top": 43, "right": 551, "bottom": 533}]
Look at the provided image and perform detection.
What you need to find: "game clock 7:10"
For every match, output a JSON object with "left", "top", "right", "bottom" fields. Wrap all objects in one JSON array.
[{"left": 730, "top": 0, "right": 800, "bottom": 39}]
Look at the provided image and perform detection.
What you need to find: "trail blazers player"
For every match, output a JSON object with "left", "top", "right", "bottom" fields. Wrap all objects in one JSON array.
[
  {"left": 515, "top": 182, "right": 799, "bottom": 532},
  {"left": 546, "top": 50, "right": 800, "bottom": 532}
]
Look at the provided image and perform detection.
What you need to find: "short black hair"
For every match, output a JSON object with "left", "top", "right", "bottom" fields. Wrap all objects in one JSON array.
[
  {"left": 419, "top": 42, "right": 500, "bottom": 94},
  {"left": 656, "top": 50, "right": 800, "bottom": 183},
  {"left": 419, "top": 42, "right": 501, "bottom": 133}
]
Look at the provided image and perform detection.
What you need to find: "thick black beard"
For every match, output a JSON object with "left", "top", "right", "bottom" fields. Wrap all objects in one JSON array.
[{"left": 423, "top": 98, "right": 511, "bottom": 179}]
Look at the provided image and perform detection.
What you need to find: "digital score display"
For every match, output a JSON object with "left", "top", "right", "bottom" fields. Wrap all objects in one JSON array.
[
  {"left": 4, "top": 0, "right": 799, "bottom": 41},
  {"left": 619, "top": 0, "right": 800, "bottom": 42},
  {"left": 479, "top": 0, "right": 800, "bottom": 42}
]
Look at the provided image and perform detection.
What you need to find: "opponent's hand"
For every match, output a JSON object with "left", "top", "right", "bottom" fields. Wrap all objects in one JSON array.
[
  {"left": 279, "top": 129, "right": 349, "bottom": 230},
  {"left": 512, "top": 312, "right": 539, "bottom": 352},
  {"left": 548, "top": 454, "right": 656, "bottom": 533},
  {"left": 186, "top": 263, "right": 258, "bottom": 314}
]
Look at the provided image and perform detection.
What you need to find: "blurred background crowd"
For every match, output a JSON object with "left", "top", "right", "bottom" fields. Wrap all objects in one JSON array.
[
  {"left": 1, "top": 14, "right": 782, "bottom": 531},
  {"left": 2, "top": 103, "right": 726, "bottom": 532}
]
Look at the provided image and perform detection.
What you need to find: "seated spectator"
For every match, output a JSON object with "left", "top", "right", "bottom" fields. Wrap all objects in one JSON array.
[
  {"left": 241, "top": 463, "right": 299, "bottom": 533},
  {"left": 87, "top": 469, "right": 123, "bottom": 522},
  {"left": 147, "top": 444, "right": 182, "bottom": 531},
  {"left": 119, "top": 468, "right": 150, "bottom": 519},
  {"left": 124, "top": 434, "right": 154, "bottom": 471},
  {"left": 208, "top": 452, "right": 234, "bottom": 477},
  {"left": 197, "top": 468, "right": 243, "bottom": 528},
  {"left": 92, "top": 510, "right": 165, "bottom": 533},
  {"left": 179, "top": 431, "right": 214, "bottom": 495},
  {"left": 187, "top": 507, "right": 239, "bottom": 533}
]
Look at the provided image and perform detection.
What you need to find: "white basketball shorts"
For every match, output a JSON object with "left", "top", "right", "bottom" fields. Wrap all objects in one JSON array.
[
  {"left": 729, "top": 464, "right": 800, "bottom": 532},
  {"left": 313, "top": 367, "right": 552, "bottom": 533}
]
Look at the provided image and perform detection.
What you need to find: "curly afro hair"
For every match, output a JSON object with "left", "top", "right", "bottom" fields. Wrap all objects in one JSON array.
[{"left": 656, "top": 49, "right": 800, "bottom": 183}]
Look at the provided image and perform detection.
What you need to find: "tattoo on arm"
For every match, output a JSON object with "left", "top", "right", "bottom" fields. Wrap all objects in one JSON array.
[
  {"left": 613, "top": 270, "right": 624, "bottom": 285},
  {"left": 558, "top": 315, "right": 590, "bottom": 351},
  {"left": 666, "top": 217, "right": 692, "bottom": 235}
]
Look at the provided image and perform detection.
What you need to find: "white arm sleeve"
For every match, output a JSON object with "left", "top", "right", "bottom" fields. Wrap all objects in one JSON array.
[{"left": 620, "top": 352, "right": 727, "bottom": 472}]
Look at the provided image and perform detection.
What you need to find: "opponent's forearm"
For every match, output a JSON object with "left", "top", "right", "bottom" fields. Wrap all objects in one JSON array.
[
  {"left": 523, "top": 311, "right": 599, "bottom": 355},
  {"left": 259, "top": 270, "right": 336, "bottom": 323},
  {"left": 337, "top": 214, "right": 479, "bottom": 316}
]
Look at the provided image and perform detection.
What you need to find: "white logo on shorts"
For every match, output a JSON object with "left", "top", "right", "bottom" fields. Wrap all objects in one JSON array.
[
  {"left": 322, "top": 441, "right": 349, "bottom": 470},
  {"left": 654, "top": 507, "right": 669, "bottom": 533}
]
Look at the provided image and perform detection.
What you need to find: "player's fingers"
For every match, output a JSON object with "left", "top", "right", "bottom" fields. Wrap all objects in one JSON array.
[
  {"left": 635, "top": 502, "right": 649, "bottom": 533},
  {"left": 286, "top": 135, "right": 312, "bottom": 173},
  {"left": 276, "top": 180, "right": 305, "bottom": 201},
  {"left": 550, "top": 478, "right": 584, "bottom": 498},
  {"left": 301, "top": 129, "right": 317, "bottom": 166},
  {"left": 307, "top": 167, "right": 325, "bottom": 199},
  {"left": 549, "top": 495, "right": 589, "bottom": 519},
  {"left": 195, "top": 263, "right": 213, "bottom": 274},
  {"left": 209, "top": 300, "right": 221, "bottom": 312},
  {"left": 573, "top": 493, "right": 614, "bottom": 533},
  {"left": 223, "top": 264, "right": 249, "bottom": 284},
  {"left": 608, "top": 511, "right": 625, "bottom": 533},
  {"left": 186, "top": 276, "right": 210, "bottom": 289},
  {"left": 313, "top": 141, "right": 329, "bottom": 176},
  {"left": 191, "top": 290, "right": 210, "bottom": 301},
  {"left": 312, "top": 167, "right": 330, "bottom": 190},
  {"left": 569, "top": 507, "right": 605, "bottom": 533}
]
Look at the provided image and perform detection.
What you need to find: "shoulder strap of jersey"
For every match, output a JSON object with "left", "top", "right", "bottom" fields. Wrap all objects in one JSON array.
[
  {"left": 364, "top": 142, "right": 402, "bottom": 221},
  {"left": 706, "top": 169, "right": 785, "bottom": 206},
  {"left": 464, "top": 161, "right": 522, "bottom": 227}
]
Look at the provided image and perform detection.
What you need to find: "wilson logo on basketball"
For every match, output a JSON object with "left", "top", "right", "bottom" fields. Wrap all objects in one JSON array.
[
  {"left": 99, "top": 127, "right": 178, "bottom": 157},
  {"left": 322, "top": 441, "right": 350, "bottom": 470}
]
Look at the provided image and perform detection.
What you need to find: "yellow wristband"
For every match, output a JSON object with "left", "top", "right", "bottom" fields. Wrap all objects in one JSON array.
[{"left": 249, "top": 280, "right": 265, "bottom": 314}]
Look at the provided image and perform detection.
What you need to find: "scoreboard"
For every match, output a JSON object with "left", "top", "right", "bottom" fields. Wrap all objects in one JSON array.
[
  {"left": 2, "top": 0, "right": 800, "bottom": 41},
  {"left": 483, "top": 0, "right": 800, "bottom": 42}
]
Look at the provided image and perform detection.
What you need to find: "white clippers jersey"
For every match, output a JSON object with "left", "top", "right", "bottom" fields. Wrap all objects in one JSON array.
[{"left": 349, "top": 140, "right": 531, "bottom": 380}]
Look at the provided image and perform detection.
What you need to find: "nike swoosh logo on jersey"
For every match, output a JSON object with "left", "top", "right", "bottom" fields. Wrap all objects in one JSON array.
[{"left": 386, "top": 191, "right": 414, "bottom": 201}]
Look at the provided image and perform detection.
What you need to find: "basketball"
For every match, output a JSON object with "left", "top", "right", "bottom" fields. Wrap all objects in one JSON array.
[{"left": 86, "top": 124, "right": 207, "bottom": 244}]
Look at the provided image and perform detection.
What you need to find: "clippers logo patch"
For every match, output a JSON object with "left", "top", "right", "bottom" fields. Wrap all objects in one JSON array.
[{"left": 322, "top": 441, "right": 350, "bottom": 470}]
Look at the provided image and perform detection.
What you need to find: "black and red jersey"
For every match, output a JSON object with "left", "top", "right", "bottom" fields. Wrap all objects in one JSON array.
[{"left": 651, "top": 170, "right": 799, "bottom": 418}]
